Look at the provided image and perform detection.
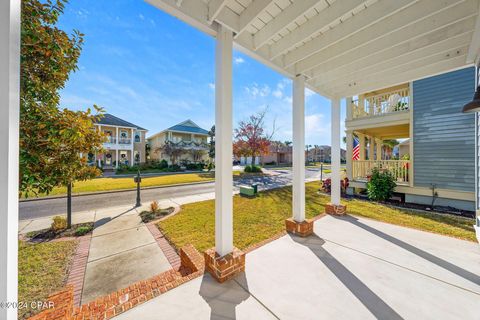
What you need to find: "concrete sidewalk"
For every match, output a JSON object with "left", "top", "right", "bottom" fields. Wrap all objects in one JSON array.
[
  {"left": 80, "top": 206, "right": 172, "bottom": 304},
  {"left": 115, "top": 215, "right": 480, "bottom": 320}
]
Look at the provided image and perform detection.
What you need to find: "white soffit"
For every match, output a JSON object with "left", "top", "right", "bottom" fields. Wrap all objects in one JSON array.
[{"left": 147, "top": 0, "right": 480, "bottom": 98}]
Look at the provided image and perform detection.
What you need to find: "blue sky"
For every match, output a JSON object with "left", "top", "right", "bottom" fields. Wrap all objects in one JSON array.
[{"left": 58, "top": 0, "right": 345, "bottom": 146}]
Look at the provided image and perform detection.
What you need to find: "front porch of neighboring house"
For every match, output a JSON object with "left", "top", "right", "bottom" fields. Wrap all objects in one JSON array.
[{"left": 346, "top": 84, "right": 413, "bottom": 188}]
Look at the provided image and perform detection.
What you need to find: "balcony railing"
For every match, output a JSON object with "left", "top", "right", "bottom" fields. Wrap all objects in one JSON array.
[
  {"left": 105, "top": 137, "right": 116, "bottom": 144},
  {"left": 352, "top": 160, "right": 410, "bottom": 184},
  {"left": 118, "top": 138, "right": 131, "bottom": 144},
  {"left": 352, "top": 88, "right": 410, "bottom": 119}
]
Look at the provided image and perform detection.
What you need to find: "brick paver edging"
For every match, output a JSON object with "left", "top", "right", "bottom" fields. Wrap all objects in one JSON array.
[
  {"left": 28, "top": 245, "right": 204, "bottom": 320},
  {"left": 146, "top": 222, "right": 181, "bottom": 269},
  {"left": 66, "top": 236, "right": 92, "bottom": 306}
]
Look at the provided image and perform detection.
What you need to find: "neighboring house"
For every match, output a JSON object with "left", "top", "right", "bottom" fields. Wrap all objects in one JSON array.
[
  {"left": 93, "top": 114, "right": 147, "bottom": 168},
  {"left": 147, "top": 120, "right": 210, "bottom": 164},
  {"left": 345, "top": 67, "right": 476, "bottom": 211},
  {"left": 260, "top": 142, "right": 292, "bottom": 165},
  {"left": 307, "top": 145, "right": 346, "bottom": 163}
]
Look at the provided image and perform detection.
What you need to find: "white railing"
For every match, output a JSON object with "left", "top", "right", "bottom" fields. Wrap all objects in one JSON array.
[
  {"left": 352, "top": 160, "right": 410, "bottom": 184},
  {"left": 352, "top": 88, "right": 410, "bottom": 119}
]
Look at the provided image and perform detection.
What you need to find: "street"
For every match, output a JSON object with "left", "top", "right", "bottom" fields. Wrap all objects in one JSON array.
[{"left": 19, "top": 168, "right": 325, "bottom": 220}]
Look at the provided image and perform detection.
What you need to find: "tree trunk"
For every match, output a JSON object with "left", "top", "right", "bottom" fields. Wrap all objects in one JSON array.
[{"left": 67, "top": 182, "right": 72, "bottom": 229}]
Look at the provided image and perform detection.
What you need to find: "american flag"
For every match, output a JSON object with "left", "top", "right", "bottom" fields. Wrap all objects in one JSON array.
[{"left": 352, "top": 136, "right": 360, "bottom": 160}]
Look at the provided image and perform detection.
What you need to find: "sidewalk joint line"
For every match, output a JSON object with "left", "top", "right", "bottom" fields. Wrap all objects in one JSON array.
[{"left": 233, "top": 279, "right": 281, "bottom": 320}]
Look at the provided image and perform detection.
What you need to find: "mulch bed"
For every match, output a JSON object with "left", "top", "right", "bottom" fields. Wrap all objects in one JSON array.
[
  {"left": 24, "top": 222, "right": 94, "bottom": 243},
  {"left": 139, "top": 207, "right": 175, "bottom": 223}
]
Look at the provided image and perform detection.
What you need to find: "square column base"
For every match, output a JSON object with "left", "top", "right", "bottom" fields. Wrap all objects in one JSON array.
[
  {"left": 285, "top": 218, "right": 314, "bottom": 237},
  {"left": 325, "top": 203, "right": 347, "bottom": 215},
  {"left": 204, "top": 247, "right": 245, "bottom": 283}
]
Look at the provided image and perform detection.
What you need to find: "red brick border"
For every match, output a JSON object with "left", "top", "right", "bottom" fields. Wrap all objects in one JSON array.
[
  {"left": 29, "top": 245, "right": 204, "bottom": 320},
  {"left": 146, "top": 222, "right": 181, "bottom": 269},
  {"left": 325, "top": 203, "right": 347, "bottom": 215},
  {"left": 66, "top": 236, "right": 91, "bottom": 306},
  {"left": 285, "top": 218, "right": 314, "bottom": 237}
]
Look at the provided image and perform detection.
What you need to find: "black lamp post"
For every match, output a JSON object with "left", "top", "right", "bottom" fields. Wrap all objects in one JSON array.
[
  {"left": 462, "top": 68, "right": 480, "bottom": 113},
  {"left": 134, "top": 170, "right": 142, "bottom": 207}
]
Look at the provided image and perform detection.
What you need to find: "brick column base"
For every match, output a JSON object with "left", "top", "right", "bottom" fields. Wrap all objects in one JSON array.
[
  {"left": 285, "top": 218, "right": 314, "bottom": 237},
  {"left": 204, "top": 247, "right": 245, "bottom": 283},
  {"left": 325, "top": 203, "right": 347, "bottom": 215}
]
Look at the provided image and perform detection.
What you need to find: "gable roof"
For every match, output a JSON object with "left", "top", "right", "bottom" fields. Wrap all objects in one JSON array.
[
  {"left": 95, "top": 113, "right": 147, "bottom": 131},
  {"left": 167, "top": 120, "right": 209, "bottom": 135},
  {"left": 147, "top": 119, "right": 210, "bottom": 140}
]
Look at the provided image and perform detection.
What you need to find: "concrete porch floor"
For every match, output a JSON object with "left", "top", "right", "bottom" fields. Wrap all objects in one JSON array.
[{"left": 115, "top": 215, "right": 480, "bottom": 319}]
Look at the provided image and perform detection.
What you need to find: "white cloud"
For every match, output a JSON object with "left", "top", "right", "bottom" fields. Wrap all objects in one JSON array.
[
  {"left": 305, "top": 113, "right": 328, "bottom": 136},
  {"left": 305, "top": 88, "right": 315, "bottom": 98},
  {"left": 234, "top": 57, "right": 245, "bottom": 65},
  {"left": 244, "top": 83, "right": 270, "bottom": 98},
  {"left": 208, "top": 83, "right": 215, "bottom": 90},
  {"left": 139, "top": 14, "right": 145, "bottom": 20}
]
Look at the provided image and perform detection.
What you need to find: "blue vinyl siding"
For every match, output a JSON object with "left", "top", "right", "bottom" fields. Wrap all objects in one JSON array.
[{"left": 413, "top": 67, "right": 475, "bottom": 192}]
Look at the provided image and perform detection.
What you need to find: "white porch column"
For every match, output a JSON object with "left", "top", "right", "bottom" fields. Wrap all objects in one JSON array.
[
  {"left": 376, "top": 138, "right": 382, "bottom": 160},
  {"left": 368, "top": 136, "right": 374, "bottom": 160},
  {"left": 214, "top": 24, "right": 233, "bottom": 256},
  {"left": 0, "top": 1, "right": 20, "bottom": 318},
  {"left": 346, "top": 131, "right": 353, "bottom": 180},
  {"left": 131, "top": 128, "right": 134, "bottom": 165},
  {"left": 331, "top": 98, "right": 342, "bottom": 206},
  {"left": 357, "top": 133, "right": 365, "bottom": 160},
  {"left": 115, "top": 127, "right": 119, "bottom": 168},
  {"left": 292, "top": 75, "right": 306, "bottom": 222}
]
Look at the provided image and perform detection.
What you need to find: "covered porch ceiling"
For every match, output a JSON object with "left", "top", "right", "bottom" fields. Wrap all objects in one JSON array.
[
  {"left": 355, "top": 124, "right": 410, "bottom": 140},
  {"left": 147, "top": 0, "right": 480, "bottom": 99}
]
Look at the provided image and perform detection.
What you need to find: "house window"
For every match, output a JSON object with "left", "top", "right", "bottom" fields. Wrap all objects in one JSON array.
[
  {"left": 135, "top": 131, "right": 141, "bottom": 143},
  {"left": 120, "top": 130, "right": 128, "bottom": 139}
]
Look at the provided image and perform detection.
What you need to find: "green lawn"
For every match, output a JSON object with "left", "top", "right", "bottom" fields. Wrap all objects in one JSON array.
[
  {"left": 24, "top": 171, "right": 247, "bottom": 198},
  {"left": 158, "top": 182, "right": 476, "bottom": 253},
  {"left": 18, "top": 240, "right": 77, "bottom": 320}
]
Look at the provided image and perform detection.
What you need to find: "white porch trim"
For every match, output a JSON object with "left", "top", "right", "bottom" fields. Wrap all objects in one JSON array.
[
  {"left": 331, "top": 98, "right": 342, "bottom": 206},
  {"left": 292, "top": 75, "right": 306, "bottom": 222},
  {"left": 214, "top": 24, "right": 233, "bottom": 257},
  {"left": 0, "top": 0, "right": 20, "bottom": 318}
]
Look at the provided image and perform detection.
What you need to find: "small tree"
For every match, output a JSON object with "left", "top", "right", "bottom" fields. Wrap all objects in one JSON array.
[
  {"left": 208, "top": 125, "right": 215, "bottom": 160},
  {"left": 156, "top": 141, "right": 185, "bottom": 165},
  {"left": 20, "top": 0, "right": 105, "bottom": 228},
  {"left": 233, "top": 108, "right": 275, "bottom": 164},
  {"left": 190, "top": 149, "right": 206, "bottom": 163},
  {"left": 367, "top": 168, "right": 396, "bottom": 202}
]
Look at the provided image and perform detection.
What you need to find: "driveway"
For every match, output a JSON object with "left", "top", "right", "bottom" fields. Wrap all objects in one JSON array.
[{"left": 115, "top": 215, "right": 480, "bottom": 319}]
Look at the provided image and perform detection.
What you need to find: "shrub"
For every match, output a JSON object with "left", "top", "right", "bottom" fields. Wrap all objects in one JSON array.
[
  {"left": 265, "top": 161, "right": 276, "bottom": 165},
  {"left": 150, "top": 200, "right": 159, "bottom": 213},
  {"left": 159, "top": 159, "right": 168, "bottom": 169},
  {"left": 244, "top": 165, "right": 262, "bottom": 173},
  {"left": 207, "top": 162, "right": 215, "bottom": 171},
  {"left": 322, "top": 177, "right": 349, "bottom": 194},
  {"left": 75, "top": 226, "right": 92, "bottom": 236},
  {"left": 367, "top": 168, "right": 396, "bottom": 201},
  {"left": 51, "top": 216, "right": 67, "bottom": 232}
]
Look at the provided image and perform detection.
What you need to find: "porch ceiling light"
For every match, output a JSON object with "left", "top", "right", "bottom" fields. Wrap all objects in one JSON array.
[{"left": 462, "top": 86, "right": 480, "bottom": 113}]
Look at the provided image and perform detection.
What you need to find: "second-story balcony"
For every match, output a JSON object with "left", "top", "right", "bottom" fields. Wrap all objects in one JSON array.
[
  {"left": 118, "top": 138, "right": 131, "bottom": 145},
  {"left": 352, "top": 86, "right": 410, "bottom": 119}
]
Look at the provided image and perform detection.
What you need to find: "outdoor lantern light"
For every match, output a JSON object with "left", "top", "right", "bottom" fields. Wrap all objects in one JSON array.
[{"left": 462, "top": 67, "right": 480, "bottom": 113}]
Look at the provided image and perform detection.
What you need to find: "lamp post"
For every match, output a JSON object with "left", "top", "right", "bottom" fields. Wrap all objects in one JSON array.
[{"left": 134, "top": 170, "right": 142, "bottom": 207}]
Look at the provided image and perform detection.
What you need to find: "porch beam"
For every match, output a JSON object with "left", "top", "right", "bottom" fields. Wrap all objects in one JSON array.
[
  {"left": 292, "top": 75, "right": 306, "bottom": 222},
  {"left": 234, "top": 0, "right": 275, "bottom": 38},
  {"left": 252, "top": 0, "right": 320, "bottom": 50},
  {"left": 329, "top": 53, "right": 468, "bottom": 97},
  {"left": 466, "top": 1, "right": 480, "bottom": 64},
  {"left": 309, "top": 23, "right": 475, "bottom": 87},
  {"left": 214, "top": 24, "right": 234, "bottom": 256},
  {"left": 0, "top": 1, "right": 20, "bottom": 319},
  {"left": 331, "top": 98, "right": 342, "bottom": 206},
  {"left": 269, "top": 0, "right": 365, "bottom": 60},
  {"left": 294, "top": 0, "right": 472, "bottom": 74},
  {"left": 208, "top": 0, "right": 228, "bottom": 24},
  {"left": 282, "top": 0, "right": 415, "bottom": 68}
]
